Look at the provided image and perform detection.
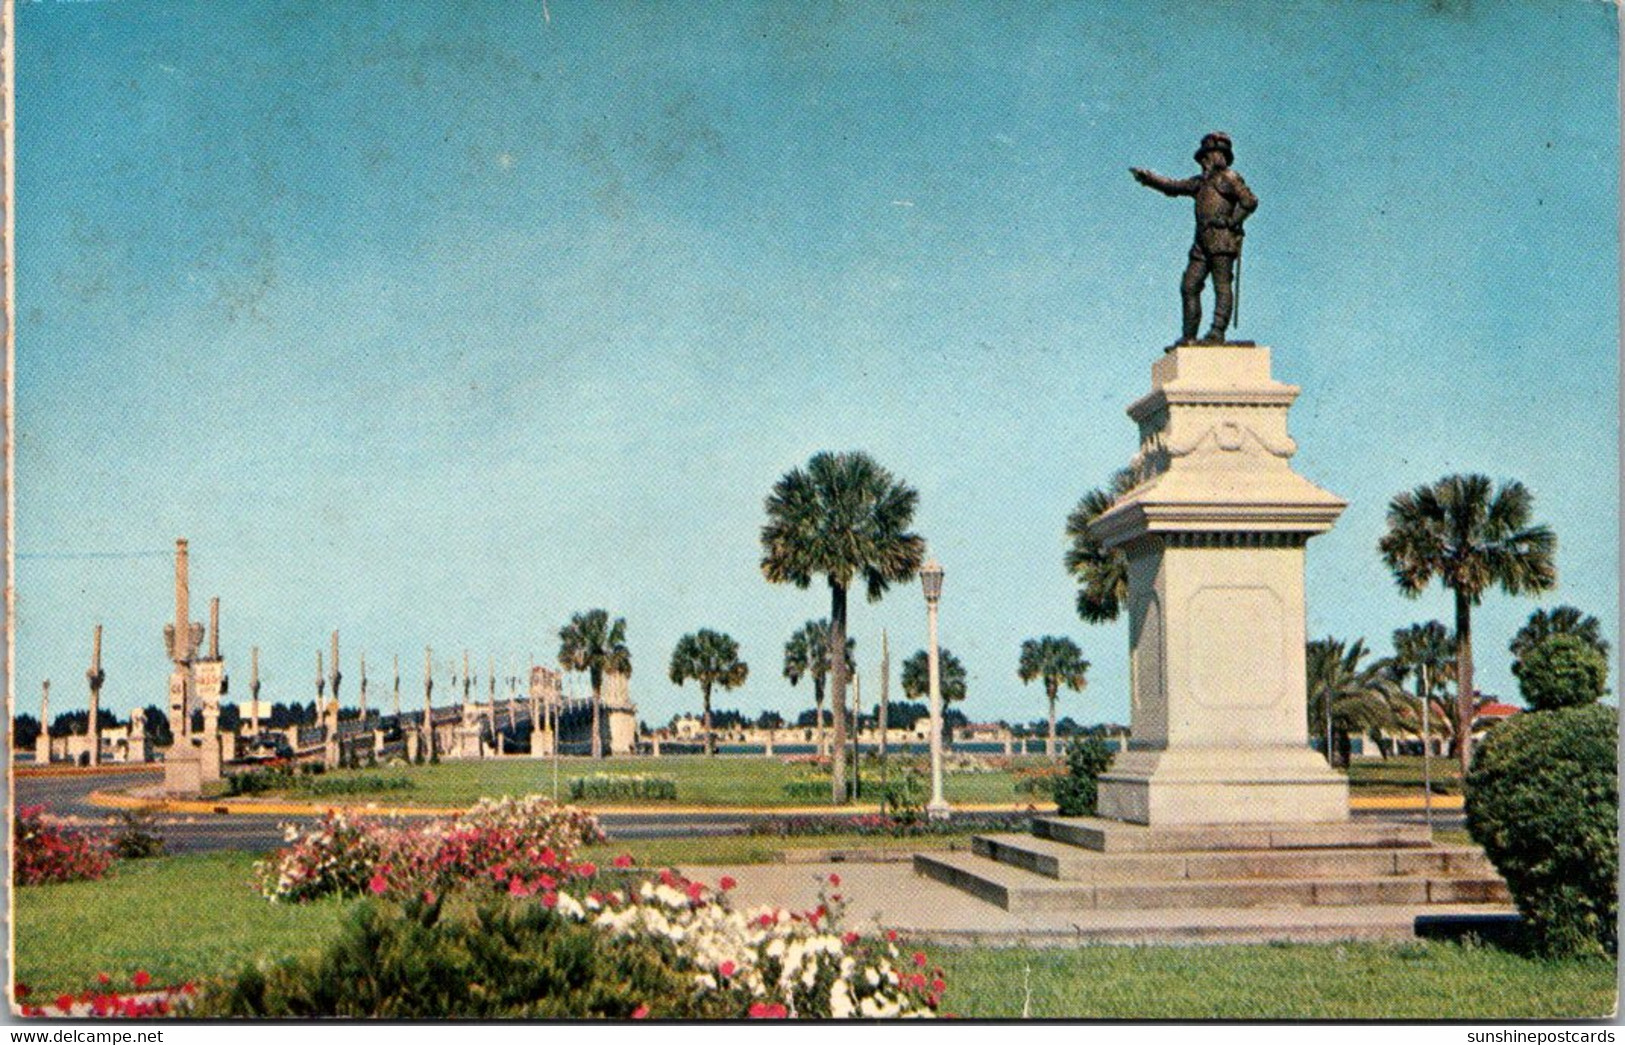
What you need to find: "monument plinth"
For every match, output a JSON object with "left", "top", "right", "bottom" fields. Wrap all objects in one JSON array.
[{"left": 1091, "top": 343, "right": 1348, "bottom": 825}]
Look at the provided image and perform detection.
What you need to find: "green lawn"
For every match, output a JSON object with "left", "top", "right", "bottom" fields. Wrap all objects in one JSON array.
[
  {"left": 14, "top": 852, "right": 1616, "bottom": 1018},
  {"left": 13, "top": 853, "right": 362, "bottom": 998},
  {"left": 933, "top": 942, "right": 1616, "bottom": 1019},
  {"left": 246, "top": 755, "right": 1048, "bottom": 809},
  {"left": 1347, "top": 756, "right": 1463, "bottom": 795}
]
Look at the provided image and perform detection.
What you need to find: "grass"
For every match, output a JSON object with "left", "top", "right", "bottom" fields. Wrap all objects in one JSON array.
[
  {"left": 580, "top": 831, "right": 966, "bottom": 867},
  {"left": 932, "top": 941, "right": 1617, "bottom": 1019},
  {"left": 12, "top": 852, "right": 363, "bottom": 998},
  {"left": 243, "top": 754, "right": 1048, "bottom": 809},
  {"left": 15, "top": 853, "right": 1615, "bottom": 1018},
  {"left": 1347, "top": 756, "right": 1463, "bottom": 795}
]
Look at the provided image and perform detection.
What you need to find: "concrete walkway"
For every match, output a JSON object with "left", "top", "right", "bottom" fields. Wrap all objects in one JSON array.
[{"left": 676, "top": 861, "right": 1516, "bottom": 947}]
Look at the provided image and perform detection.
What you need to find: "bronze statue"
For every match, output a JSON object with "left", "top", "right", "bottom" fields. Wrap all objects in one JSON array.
[{"left": 1132, "top": 132, "right": 1258, "bottom": 344}]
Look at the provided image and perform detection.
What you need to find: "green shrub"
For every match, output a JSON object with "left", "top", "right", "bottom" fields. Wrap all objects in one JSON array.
[
  {"left": 191, "top": 897, "right": 736, "bottom": 1018},
  {"left": 1514, "top": 634, "right": 1609, "bottom": 711},
  {"left": 879, "top": 769, "right": 928, "bottom": 826},
  {"left": 1466, "top": 704, "right": 1617, "bottom": 956},
  {"left": 1053, "top": 737, "right": 1113, "bottom": 816},
  {"left": 567, "top": 773, "right": 678, "bottom": 802},
  {"left": 110, "top": 810, "right": 168, "bottom": 860},
  {"left": 290, "top": 774, "right": 414, "bottom": 797}
]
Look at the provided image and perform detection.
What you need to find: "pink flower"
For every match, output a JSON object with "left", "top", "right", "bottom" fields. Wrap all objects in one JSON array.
[
  {"left": 913, "top": 952, "right": 927, "bottom": 967},
  {"left": 369, "top": 873, "right": 389, "bottom": 895},
  {"left": 719, "top": 875, "right": 737, "bottom": 891},
  {"left": 842, "top": 931, "right": 859, "bottom": 945},
  {"left": 828, "top": 873, "right": 841, "bottom": 886},
  {"left": 748, "top": 1002, "right": 789, "bottom": 1019},
  {"left": 686, "top": 881, "right": 705, "bottom": 901},
  {"left": 541, "top": 891, "right": 559, "bottom": 909},
  {"left": 718, "top": 961, "right": 736, "bottom": 978},
  {"left": 508, "top": 876, "right": 532, "bottom": 897},
  {"left": 631, "top": 1004, "right": 649, "bottom": 1019},
  {"left": 613, "top": 854, "right": 634, "bottom": 868},
  {"left": 576, "top": 862, "right": 597, "bottom": 878},
  {"left": 758, "top": 913, "right": 776, "bottom": 928},
  {"left": 932, "top": 978, "right": 947, "bottom": 993}
]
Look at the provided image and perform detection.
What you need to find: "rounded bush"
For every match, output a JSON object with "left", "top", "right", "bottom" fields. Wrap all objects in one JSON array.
[
  {"left": 1466, "top": 704, "right": 1617, "bottom": 956},
  {"left": 1514, "top": 633, "right": 1609, "bottom": 711},
  {"left": 1054, "top": 738, "right": 1113, "bottom": 817}
]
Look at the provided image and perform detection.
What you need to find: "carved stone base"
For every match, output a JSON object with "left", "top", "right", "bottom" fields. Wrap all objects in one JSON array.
[{"left": 1098, "top": 747, "right": 1350, "bottom": 825}]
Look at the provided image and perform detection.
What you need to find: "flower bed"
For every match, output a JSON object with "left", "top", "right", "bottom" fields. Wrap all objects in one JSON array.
[
  {"left": 255, "top": 795, "right": 605, "bottom": 903},
  {"left": 567, "top": 773, "right": 679, "bottom": 802},
  {"left": 15, "top": 806, "right": 112, "bottom": 886}
]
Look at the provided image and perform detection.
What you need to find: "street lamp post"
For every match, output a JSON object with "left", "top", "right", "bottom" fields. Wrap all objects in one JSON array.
[{"left": 921, "top": 558, "right": 950, "bottom": 822}]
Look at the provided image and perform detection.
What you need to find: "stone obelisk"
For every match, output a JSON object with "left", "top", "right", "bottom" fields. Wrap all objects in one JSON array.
[
  {"left": 86, "top": 625, "right": 105, "bottom": 766},
  {"left": 1090, "top": 343, "right": 1348, "bottom": 825},
  {"left": 36, "top": 679, "right": 50, "bottom": 763},
  {"left": 248, "top": 646, "right": 262, "bottom": 734}
]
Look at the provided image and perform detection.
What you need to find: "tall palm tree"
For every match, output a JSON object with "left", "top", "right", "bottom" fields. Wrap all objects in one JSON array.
[
  {"left": 1306, "top": 637, "right": 1404, "bottom": 768},
  {"left": 557, "top": 609, "right": 631, "bottom": 759},
  {"left": 669, "top": 629, "right": 749, "bottom": 756},
  {"left": 1064, "top": 468, "right": 1139, "bottom": 623},
  {"left": 782, "top": 619, "right": 854, "bottom": 758},
  {"left": 1383, "top": 621, "right": 1455, "bottom": 757},
  {"left": 1018, "top": 637, "right": 1091, "bottom": 759},
  {"left": 1510, "top": 605, "right": 1610, "bottom": 660},
  {"left": 901, "top": 647, "right": 967, "bottom": 743},
  {"left": 762, "top": 451, "right": 924, "bottom": 804},
  {"left": 1378, "top": 474, "right": 1557, "bottom": 774}
]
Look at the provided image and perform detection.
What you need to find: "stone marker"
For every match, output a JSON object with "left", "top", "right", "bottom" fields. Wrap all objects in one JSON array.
[
  {"left": 86, "top": 625, "right": 105, "bottom": 766},
  {"left": 1089, "top": 343, "right": 1348, "bottom": 825},
  {"left": 36, "top": 679, "right": 49, "bottom": 763}
]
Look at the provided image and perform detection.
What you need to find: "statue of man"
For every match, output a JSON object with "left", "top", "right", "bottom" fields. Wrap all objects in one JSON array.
[{"left": 1131, "top": 132, "right": 1258, "bottom": 344}]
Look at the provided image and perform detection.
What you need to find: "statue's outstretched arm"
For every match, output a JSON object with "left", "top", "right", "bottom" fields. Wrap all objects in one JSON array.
[{"left": 1130, "top": 168, "right": 1199, "bottom": 197}]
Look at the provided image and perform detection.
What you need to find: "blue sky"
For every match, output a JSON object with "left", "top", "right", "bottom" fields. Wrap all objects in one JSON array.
[{"left": 15, "top": 0, "right": 1619, "bottom": 728}]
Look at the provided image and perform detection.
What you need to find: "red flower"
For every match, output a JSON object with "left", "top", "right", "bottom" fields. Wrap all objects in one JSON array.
[
  {"left": 748, "top": 1002, "right": 789, "bottom": 1019},
  {"left": 886, "top": 929, "right": 899, "bottom": 942},
  {"left": 131, "top": 971, "right": 151, "bottom": 989},
  {"left": 842, "top": 931, "right": 859, "bottom": 945},
  {"left": 613, "top": 854, "right": 634, "bottom": 868},
  {"left": 631, "top": 1004, "right": 649, "bottom": 1019},
  {"left": 369, "top": 873, "right": 389, "bottom": 895},
  {"left": 576, "top": 862, "right": 597, "bottom": 878},
  {"left": 541, "top": 891, "right": 559, "bottom": 909},
  {"left": 719, "top": 875, "right": 737, "bottom": 891},
  {"left": 932, "top": 978, "right": 947, "bottom": 993},
  {"left": 508, "top": 876, "right": 532, "bottom": 898},
  {"left": 14, "top": 983, "right": 29, "bottom": 999},
  {"left": 686, "top": 881, "right": 705, "bottom": 901},
  {"left": 913, "top": 951, "right": 927, "bottom": 967},
  {"left": 758, "top": 912, "right": 776, "bottom": 927},
  {"left": 96, "top": 973, "right": 111, "bottom": 986},
  {"left": 718, "top": 961, "right": 736, "bottom": 978},
  {"left": 828, "top": 873, "right": 841, "bottom": 887},
  {"left": 831, "top": 893, "right": 842, "bottom": 902}
]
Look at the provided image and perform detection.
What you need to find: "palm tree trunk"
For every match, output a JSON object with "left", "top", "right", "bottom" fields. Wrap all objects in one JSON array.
[
  {"left": 1455, "top": 589, "right": 1474, "bottom": 777},
  {"left": 814, "top": 679, "right": 825, "bottom": 758},
  {"left": 590, "top": 667, "right": 603, "bottom": 760},
  {"left": 828, "top": 582, "right": 849, "bottom": 805},
  {"left": 1047, "top": 680, "right": 1059, "bottom": 760},
  {"left": 703, "top": 681, "right": 714, "bottom": 757}
]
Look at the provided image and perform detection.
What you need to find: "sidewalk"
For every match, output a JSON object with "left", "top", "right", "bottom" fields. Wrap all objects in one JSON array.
[{"left": 676, "top": 860, "right": 1512, "bottom": 946}]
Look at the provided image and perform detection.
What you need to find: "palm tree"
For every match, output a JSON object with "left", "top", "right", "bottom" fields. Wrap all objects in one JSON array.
[
  {"left": 556, "top": 609, "right": 631, "bottom": 759},
  {"left": 1306, "top": 637, "right": 1404, "bottom": 768},
  {"left": 1017, "top": 637, "right": 1091, "bottom": 759},
  {"left": 1378, "top": 474, "right": 1557, "bottom": 774},
  {"left": 901, "top": 647, "right": 967, "bottom": 743},
  {"left": 1064, "top": 468, "right": 1139, "bottom": 623},
  {"left": 762, "top": 451, "right": 924, "bottom": 804},
  {"left": 669, "top": 630, "right": 749, "bottom": 756},
  {"left": 1510, "top": 605, "right": 1610, "bottom": 660},
  {"left": 782, "top": 619, "right": 854, "bottom": 758},
  {"left": 1383, "top": 621, "right": 1455, "bottom": 758}
]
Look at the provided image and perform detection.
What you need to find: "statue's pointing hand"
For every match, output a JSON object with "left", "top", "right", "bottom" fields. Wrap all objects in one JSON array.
[{"left": 1130, "top": 167, "right": 1155, "bottom": 186}]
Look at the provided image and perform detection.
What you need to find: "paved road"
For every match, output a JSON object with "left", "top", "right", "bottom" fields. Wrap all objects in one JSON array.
[{"left": 13, "top": 769, "right": 1467, "bottom": 855}]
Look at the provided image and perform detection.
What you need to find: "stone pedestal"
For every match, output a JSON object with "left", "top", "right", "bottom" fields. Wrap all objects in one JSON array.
[
  {"left": 1090, "top": 344, "right": 1348, "bottom": 826},
  {"left": 163, "top": 742, "right": 205, "bottom": 796}
]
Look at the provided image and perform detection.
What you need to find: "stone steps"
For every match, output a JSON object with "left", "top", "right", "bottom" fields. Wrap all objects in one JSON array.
[
  {"left": 1030, "top": 816, "right": 1433, "bottom": 853},
  {"left": 914, "top": 850, "right": 1509, "bottom": 915},
  {"left": 972, "top": 832, "right": 1496, "bottom": 882}
]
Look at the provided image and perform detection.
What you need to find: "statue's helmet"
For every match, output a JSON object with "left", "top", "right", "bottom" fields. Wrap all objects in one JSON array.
[{"left": 1194, "top": 131, "right": 1234, "bottom": 163}]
